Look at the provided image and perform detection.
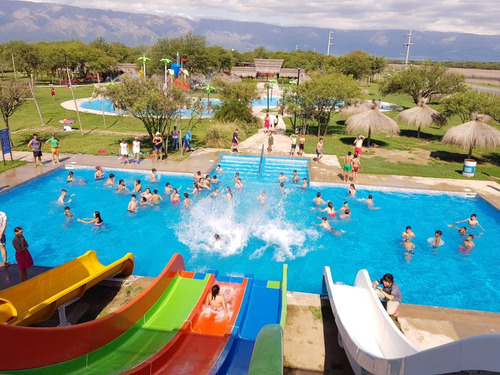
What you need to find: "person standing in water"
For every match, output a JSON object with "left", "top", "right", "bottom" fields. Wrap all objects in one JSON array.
[{"left": 205, "top": 284, "right": 228, "bottom": 317}]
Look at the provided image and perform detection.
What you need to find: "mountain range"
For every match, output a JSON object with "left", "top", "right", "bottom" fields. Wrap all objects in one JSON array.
[{"left": 1, "top": 0, "right": 499, "bottom": 62}]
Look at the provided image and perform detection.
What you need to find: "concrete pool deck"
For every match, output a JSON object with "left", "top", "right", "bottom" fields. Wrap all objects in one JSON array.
[{"left": 1, "top": 137, "right": 499, "bottom": 373}]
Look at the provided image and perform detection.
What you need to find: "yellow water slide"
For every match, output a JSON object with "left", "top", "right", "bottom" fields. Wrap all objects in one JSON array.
[{"left": 0, "top": 250, "right": 134, "bottom": 326}]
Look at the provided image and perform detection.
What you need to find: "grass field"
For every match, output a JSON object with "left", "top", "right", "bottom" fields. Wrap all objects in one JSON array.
[{"left": 2, "top": 81, "right": 500, "bottom": 180}]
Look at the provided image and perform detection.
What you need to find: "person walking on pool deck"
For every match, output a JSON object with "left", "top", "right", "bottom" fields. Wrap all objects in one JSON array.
[
  {"left": 45, "top": 133, "right": 60, "bottom": 164},
  {"left": 132, "top": 137, "right": 141, "bottom": 163},
  {"left": 12, "top": 227, "right": 34, "bottom": 282},
  {"left": 263, "top": 113, "right": 270, "bottom": 133},
  {"left": 372, "top": 273, "right": 402, "bottom": 317},
  {"left": 28, "top": 134, "right": 43, "bottom": 167},
  {"left": 352, "top": 154, "right": 360, "bottom": 183},
  {"left": 231, "top": 129, "right": 239, "bottom": 153},
  {"left": 315, "top": 138, "right": 324, "bottom": 163},
  {"left": 119, "top": 139, "right": 129, "bottom": 166}
]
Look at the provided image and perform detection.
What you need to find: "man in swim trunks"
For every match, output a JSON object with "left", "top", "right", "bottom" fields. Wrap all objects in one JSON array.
[
  {"left": 315, "top": 138, "right": 324, "bottom": 163},
  {"left": 372, "top": 273, "right": 402, "bottom": 317},
  {"left": 342, "top": 151, "right": 353, "bottom": 182},
  {"left": 290, "top": 134, "right": 297, "bottom": 157},
  {"left": 298, "top": 134, "right": 305, "bottom": 156},
  {"left": 152, "top": 132, "right": 164, "bottom": 161},
  {"left": 352, "top": 154, "right": 360, "bottom": 183},
  {"left": 354, "top": 134, "right": 364, "bottom": 156},
  {"left": 45, "top": 133, "right": 60, "bottom": 164}
]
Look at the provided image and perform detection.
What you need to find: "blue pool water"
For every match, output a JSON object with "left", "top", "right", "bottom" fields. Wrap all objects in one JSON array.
[
  {"left": 1, "top": 156, "right": 499, "bottom": 313},
  {"left": 80, "top": 97, "right": 282, "bottom": 116}
]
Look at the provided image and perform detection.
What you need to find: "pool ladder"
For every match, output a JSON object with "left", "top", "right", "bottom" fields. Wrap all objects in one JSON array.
[{"left": 257, "top": 144, "right": 264, "bottom": 177}]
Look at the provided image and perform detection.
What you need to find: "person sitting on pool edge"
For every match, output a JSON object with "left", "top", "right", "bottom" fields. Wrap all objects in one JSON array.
[
  {"left": 205, "top": 284, "right": 228, "bottom": 317},
  {"left": 372, "top": 273, "right": 402, "bottom": 321}
]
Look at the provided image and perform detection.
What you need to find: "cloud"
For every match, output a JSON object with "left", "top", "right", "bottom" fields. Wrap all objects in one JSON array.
[{"left": 25, "top": 0, "right": 500, "bottom": 35}]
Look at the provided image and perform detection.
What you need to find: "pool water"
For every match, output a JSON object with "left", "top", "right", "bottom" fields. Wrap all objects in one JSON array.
[
  {"left": 80, "top": 97, "right": 282, "bottom": 116},
  {"left": 1, "top": 156, "right": 499, "bottom": 313}
]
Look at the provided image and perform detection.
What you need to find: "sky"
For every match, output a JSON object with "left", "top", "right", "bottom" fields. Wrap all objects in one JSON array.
[{"left": 26, "top": 0, "right": 500, "bottom": 35}]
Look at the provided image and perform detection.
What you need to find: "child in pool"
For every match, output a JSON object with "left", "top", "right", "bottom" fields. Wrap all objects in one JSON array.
[
  {"left": 320, "top": 202, "right": 336, "bottom": 218},
  {"left": 67, "top": 171, "right": 75, "bottom": 182}
]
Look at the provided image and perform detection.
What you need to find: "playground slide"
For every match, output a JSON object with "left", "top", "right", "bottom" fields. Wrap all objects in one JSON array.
[
  {"left": 0, "top": 250, "right": 134, "bottom": 326},
  {"left": 323, "top": 266, "right": 500, "bottom": 375},
  {"left": 0, "top": 253, "right": 186, "bottom": 370}
]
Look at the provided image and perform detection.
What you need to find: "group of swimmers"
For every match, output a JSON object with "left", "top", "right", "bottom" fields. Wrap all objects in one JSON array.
[{"left": 401, "top": 214, "right": 484, "bottom": 262}]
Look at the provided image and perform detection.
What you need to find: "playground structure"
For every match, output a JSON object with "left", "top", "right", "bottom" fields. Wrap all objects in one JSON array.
[
  {"left": 323, "top": 266, "right": 500, "bottom": 375},
  {"left": 0, "top": 253, "right": 287, "bottom": 374}
]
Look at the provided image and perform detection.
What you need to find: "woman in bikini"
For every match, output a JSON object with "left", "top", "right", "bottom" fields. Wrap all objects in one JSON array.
[
  {"left": 205, "top": 284, "right": 227, "bottom": 317},
  {"left": 170, "top": 188, "right": 181, "bottom": 204}
]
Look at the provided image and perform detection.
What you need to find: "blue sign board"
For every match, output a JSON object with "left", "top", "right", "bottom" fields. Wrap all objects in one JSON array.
[{"left": 0, "top": 128, "right": 11, "bottom": 154}]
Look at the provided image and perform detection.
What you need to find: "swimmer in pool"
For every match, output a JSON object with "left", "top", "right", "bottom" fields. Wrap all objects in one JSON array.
[
  {"left": 456, "top": 214, "right": 484, "bottom": 231},
  {"left": 320, "top": 202, "right": 336, "bottom": 218},
  {"left": 292, "top": 170, "right": 300, "bottom": 183},
  {"left": 315, "top": 217, "right": 344, "bottom": 236},
  {"left": 170, "top": 188, "right": 181, "bottom": 204},
  {"left": 463, "top": 234, "right": 475, "bottom": 250},
  {"left": 216, "top": 165, "right": 223, "bottom": 174},
  {"left": 133, "top": 179, "right": 142, "bottom": 193},
  {"left": 338, "top": 202, "right": 349, "bottom": 212},
  {"left": 348, "top": 184, "right": 356, "bottom": 197},
  {"left": 77, "top": 211, "right": 103, "bottom": 228},
  {"left": 117, "top": 179, "right": 129, "bottom": 193},
  {"left": 67, "top": 171, "right": 75, "bottom": 182},
  {"left": 213, "top": 234, "right": 225, "bottom": 249},
  {"left": 402, "top": 226, "right": 416, "bottom": 240},
  {"left": 211, "top": 175, "right": 220, "bottom": 184},
  {"left": 447, "top": 224, "right": 467, "bottom": 236},
  {"left": 150, "top": 189, "right": 163, "bottom": 204},
  {"left": 257, "top": 190, "right": 267, "bottom": 204},
  {"left": 339, "top": 208, "right": 351, "bottom": 219},
  {"left": 233, "top": 172, "right": 240, "bottom": 183},
  {"left": 205, "top": 284, "right": 227, "bottom": 317},
  {"left": 139, "top": 196, "right": 152, "bottom": 207},
  {"left": 429, "top": 230, "right": 444, "bottom": 248},
  {"left": 94, "top": 166, "right": 105, "bottom": 180},
  {"left": 313, "top": 192, "right": 328, "bottom": 206},
  {"left": 300, "top": 178, "right": 308, "bottom": 189},
  {"left": 64, "top": 206, "right": 74, "bottom": 226},
  {"left": 403, "top": 239, "right": 415, "bottom": 263},
  {"left": 58, "top": 189, "right": 74, "bottom": 205},
  {"left": 193, "top": 171, "right": 203, "bottom": 182},
  {"left": 278, "top": 172, "right": 288, "bottom": 183},
  {"left": 104, "top": 174, "right": 115, "bottom": 186},
  {"left": 235, "top": 177, "right": 243, "bottom": 190},
  {"left": 183, "top": 192, "right": 193, "bottom": 208},
  {"left": 226, "top": 187, "right": 233, "bottom": 200},
  {"left": 366, "top": 195, "right": 380, "bottom": 210},
  {"left": 209, "top": 187, "right": 220, "bottom": 198},
  {"left": 128, "top": 195, "right": 138, "bottom": 213},
  {"left": 150, "top": 168, "right": 157, "bottom": 183},
  {"left": 141, "top": 188, "right": 153, "bottom": 201}
]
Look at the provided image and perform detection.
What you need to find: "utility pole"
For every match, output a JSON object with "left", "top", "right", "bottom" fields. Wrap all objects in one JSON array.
[
  {"left": 295, "top": 44, "right": 299, "bottom": 51},
  {"left": 404, "top": 29, "right": 414, "bottom": 66},
  {"left": 327, "top": 31, "right": 335, "bottom": 56},
  {"left": 64, "top": 53, "right": 83, "bottom": 135}
]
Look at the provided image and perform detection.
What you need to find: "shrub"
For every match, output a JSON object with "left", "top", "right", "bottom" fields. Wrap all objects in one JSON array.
[{"left": 205, "top": 121, "right": 251, "bottom": 148}]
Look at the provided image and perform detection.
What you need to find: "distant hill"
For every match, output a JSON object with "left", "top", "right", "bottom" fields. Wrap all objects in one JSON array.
[{"left": 1, "top": 0, "right": 499, "bottom": 62}]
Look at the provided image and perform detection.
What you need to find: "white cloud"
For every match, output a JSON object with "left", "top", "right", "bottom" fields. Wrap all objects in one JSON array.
[{"left": 23, "top": 0, "right": 500, "bottom": 35}]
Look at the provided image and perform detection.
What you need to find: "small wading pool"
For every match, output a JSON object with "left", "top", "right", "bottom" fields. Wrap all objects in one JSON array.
[{"left": 1, "top": 156, "right": 499, "bottom": 313}]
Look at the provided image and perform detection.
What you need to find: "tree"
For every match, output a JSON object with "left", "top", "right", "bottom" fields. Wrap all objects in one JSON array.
[
  {"left": 213, "top": 80, "right": 259, "bottom": 123},
  {"left": 380, "top": 61, "right": 466, "bottom": 104},
  {"left": 336, "top": 50, "right": 373, "bottom": 80},
  {"left": 97, "top": 76, "right": 187, "bottom": 139},
  {"left": 441, "top": 90, "right": 500, "bottom": 123},
  {"left": 0, "top": 79, "right": 30, "bottom": 145},
  {"left": 283, "top": 74, "right": 362, "bottom": 136}
]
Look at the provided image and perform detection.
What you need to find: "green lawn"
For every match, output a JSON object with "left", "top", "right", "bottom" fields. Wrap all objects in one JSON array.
[
  {"left": 3, "top": 82, "right": 500, "bottom": 180},
  {"left": 0, "top": 160, "right": 27, "bottom": 174}
]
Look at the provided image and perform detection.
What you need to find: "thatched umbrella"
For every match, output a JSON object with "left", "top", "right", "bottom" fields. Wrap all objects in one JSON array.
[
  {"left": 397, "top": 99, "right": 439, "bottom": 138},
  {"left": 442, "top": 113, "right": 500, "bottom": 158},
  {"left": 340, "top": 100, "right": 371, "bottom": 117},
  {"left": 346, "top": 105, "right": 400, "bottom": 146}
]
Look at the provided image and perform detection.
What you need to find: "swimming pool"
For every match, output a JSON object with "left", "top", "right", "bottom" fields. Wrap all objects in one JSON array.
[
  {"left": 1, "top": 156, "right": 499, "bottom": 313},
  {"left": 80, "top": 97, "right": 282, "bottom": 116}
]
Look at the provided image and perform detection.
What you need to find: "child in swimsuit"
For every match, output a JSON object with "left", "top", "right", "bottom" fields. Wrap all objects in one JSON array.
[{"left": 321, "top": 202, "right": 336, "bottom": 218}]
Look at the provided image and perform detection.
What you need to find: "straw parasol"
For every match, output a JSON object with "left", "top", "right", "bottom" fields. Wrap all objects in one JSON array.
[
  {"left": 340, "top": 100, "right": 372, "bottom": 117},
  {"left": 397, "top": 99, "right": 439, "bottom": 138},
  {"left": 442, "top": 113, "right": 500, "bottom": 159},
  {"left": 345, "top": 105, "right": 400, "bottom": 146}
]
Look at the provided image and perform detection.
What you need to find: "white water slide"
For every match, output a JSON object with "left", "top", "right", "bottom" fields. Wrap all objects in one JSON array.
[{"left": 323, "top": 267, "right": 500, "bottom": 375}]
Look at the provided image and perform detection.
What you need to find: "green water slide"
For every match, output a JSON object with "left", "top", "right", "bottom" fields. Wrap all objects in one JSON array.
[{"left": 6, "top": 274, "right": 210, "bottom": 375}]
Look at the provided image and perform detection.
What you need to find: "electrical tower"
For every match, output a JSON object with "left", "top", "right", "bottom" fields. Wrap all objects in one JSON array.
[
  {"left": 327, "top": 31, "right": 335, "bottom": 56},
  {"left": 404, "top": 29, "right": 414, "bottom": 65}
]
